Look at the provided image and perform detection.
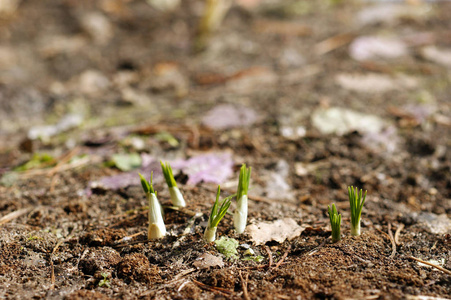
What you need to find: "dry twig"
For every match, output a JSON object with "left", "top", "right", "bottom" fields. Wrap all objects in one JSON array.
[
  {"left": 50, "top": 236, "right": 69, "bottom": 289},
  {"left": 274, "top": 245, "right": 291, "bottom": 269},
  {"left": 0, "top": 207, "right": 32, "bottom": 225},
  {"left": 264, "top": 245, "right": 273, "bottom": 268},
  {"left": 394, "top": 224, "right": 404, "bottom": 245},
  {"left": 239, "top": 270, "right": 250, "bottom": 300},
  {"left": 388, "top": 223, "right": 397, "bottom": 259},
  {"left": 192, "top": 279, "right": 233, "bottom": 296},
  {"left": 315, "top": 33, "right": 356, "bottom": 55},
  {"left": 407, "top": 256, "right": 451, "bottom": 275}
]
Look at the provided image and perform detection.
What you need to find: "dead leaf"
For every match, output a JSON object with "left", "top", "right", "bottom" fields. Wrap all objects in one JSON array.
[
  {"left": 202, "top": 104, "right": 258, "bottom": 130},
  {"left": 171, "top": 152, "right": 234, "bottom": 186},
  {"left": 421, "top": 46, "right": 451, "bottom": 68},
  {"left": 311, "top": 107, "right": 388, "bottom": 136},
  {"left": 315, "top": 33, "right": 355, "bottom": 56},
  {"left": 414, "top": 212, "right": 451, "bottom": 235},
  {"left": 247, "top": 218, "right": 306, "bottom": 245},
  {"left": 349, "top": 36, "right": 408, "bottom": 61},
  {"left": 253, "top": 19, "right": 312, "bottom": 37},
  {"left": 335, "top": 73, "right": 418, "bottom": 93},
  {"left": 89, "top": 158, "right": 162, "bottom": 191},
  {"left": 356, "top": 4, "right": 432, "bottom": 26},
  {"left": 226, "top": 67, "right": 277, "bottom": 93},
  {"left": 193, "top": 253, "right": 224, "bottom": 269}
]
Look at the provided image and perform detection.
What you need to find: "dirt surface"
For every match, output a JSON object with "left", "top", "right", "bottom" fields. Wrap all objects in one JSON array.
[{"left": 0, "top": 0, "right": 450, "bottom": 299}]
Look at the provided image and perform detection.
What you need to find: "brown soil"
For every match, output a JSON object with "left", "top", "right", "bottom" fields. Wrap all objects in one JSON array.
[{"left": 0, "top": 0, "right": 450, "bottom": 299}]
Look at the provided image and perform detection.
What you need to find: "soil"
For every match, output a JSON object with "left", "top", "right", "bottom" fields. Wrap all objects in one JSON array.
[{"left": 0, "top": 0, "right": 450, "bottom": 299}]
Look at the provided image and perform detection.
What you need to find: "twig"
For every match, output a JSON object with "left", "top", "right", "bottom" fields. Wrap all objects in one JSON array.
[
  {"left": 388, "top": 223, "right": 397, "bottom": 259},
  {"left": 375, "top": 227, "right": 391, "bottom": 240},
  {"left": 264, "top": 245, "right": 273, "bottom": 268},
  {"left": 394, "top": 224, "right": 404, "bottom": 246},
  {"left": 113, "top": 238, "right": 149, "bottom": 248},
  {"left": 274, "top": 245, "right": 291, "bottom": 269},
  {"left": 164, "top": 205, "right": 199, "bottom": 217},
  {"left": 407, "top": 256, "right": 451, "bottom": 275},
  {"left": 48, "top": 147, "right": 80, "bottom": 177},
  {"left": 0, "top": 208, "right": 32, "bottom": 225},
  {"left": 192, "top": 279, "right": 233, "bottom": 296},
  {"left": 239, "top": 270, "right": 250, "bottom": 300},
  {"left": 172, "top": 268, "right": 196, "bottom": 281},
  {"left": 342, "top": 249, "right": 374, "bottom": 267},
  {"left": 20, "top": 155, "right": 90, "bottom": 178},
  {"left": 308, "top": 239, "right": 327, "bottom": 256},
  {"left": 353, "top": 254, "right": 374, "bottom": 266},
  {"left": 315, "top": 33, "right": 356, "bottom": 55},
  {"left": 114, "top": 232, "right": 145, "bottom": 245},
  {"left": 240, "top": 264, "right": 271, "bottom": 270},
  {"left": 177, "top": 280, "right": 190, "bottom": 293},
  {"left": 49, "top": 256, "right": 55, "bottom": 290},
  {"left": 50, "top": 147, "right": 81, "bottom": 192},
  {"left": 50, "top": 236, "right": 69, "bottom": 289}
]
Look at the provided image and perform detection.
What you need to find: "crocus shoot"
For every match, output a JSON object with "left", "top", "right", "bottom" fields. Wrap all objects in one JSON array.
[
  {"left": 327, "top": 203, "right": 341, "bottom": 243},
  {"left": 348, "top": 186, "right": 367, "bottom": 236},
  {"left": 139, "top": 172, "right": 166, "bottom": 240},
  {"left": 233, "top": 164, "right": 251, "bottom": 234},
  {"left": 160, "top": 161, "right": 186, "bottom": 207},
  {"left": 204, "top": 186, "right": 234, "bottom": 242}
]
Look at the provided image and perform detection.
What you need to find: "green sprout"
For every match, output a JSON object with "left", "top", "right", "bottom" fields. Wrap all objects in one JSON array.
[
  {"left": 204, "top": 186, "right": 235, "bottom": 242},
  {"left": 327, "top": 203, "right": 342, "bottom": 243},
  {"left": 98, "top": 273, "right": 111, "bottom": 288},
  {"left": 160, "top": 161, "right": 186, "bottom": 207},
  {"left": 196, "top": 0, "right": 232, "bottom": 51},
  {"left": 233, "top": 164, "right": 251, "bottom": 234},
  {"left": 348, "top": 186, "right": 367, "bottom": 236},
  {"left": 139, "top": 172, "right": 166, "bottom": 240}
]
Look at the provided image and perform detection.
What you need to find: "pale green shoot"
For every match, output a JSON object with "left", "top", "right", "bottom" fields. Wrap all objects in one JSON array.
[
  {"left": 233, "top": 164, "right": 251, "bottom": 234},
  {"left": 327, "top": 203, "right": 341, "bottom": 243},
  {"left": 204, "top": 186, "right": 235, "bottom": 242},
  {"left": 348, "top": 186, "right": 367, "bottom": 236},
  {"left": 139, "top": 172, "right": 166, "bottom": 240},
  {"left": 160, "top": 161, "right": 186, "bottom": 207}
]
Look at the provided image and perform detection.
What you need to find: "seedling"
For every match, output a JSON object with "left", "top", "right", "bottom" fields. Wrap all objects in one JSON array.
[
  {"left": 160, "top": 161, "right": 186, "bottom": 207},
  {"left": 98, "top": 273, "right": 111, "bottom": 288},
  {"left": 327, "top": 203, "right": 342, "bottom": 243},
  {"left": 348, "top": 186, "right": 367, "bottom": 236},
  {"left": 139, "top": 172, "right": 166, "bottom": 240},
  {"left": 204, "top": 186, "right": 235, "bottom": 242},
  {"left": 233, "top": 164, "right": 251, "bottom": 234}
]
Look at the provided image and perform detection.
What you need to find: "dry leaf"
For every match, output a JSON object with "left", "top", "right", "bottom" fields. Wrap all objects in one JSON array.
[
  {"left": 335, "top": 73, "right": 418, "bottom": 93},
  {"left": 349, "top": 36, "right": 408, "bottom": 61},
  {"left": 193, "top": 253, "right": 224, "bottom": 269},
  {"left": 311, "top": 107, "right": 387, "bottom": 136},
  {"left": 247, "top": 218, "right": 306, "bottom": 245}
]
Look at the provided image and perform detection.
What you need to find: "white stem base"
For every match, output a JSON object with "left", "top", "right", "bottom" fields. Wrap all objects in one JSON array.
[
  {"left": 148, "top": 193, "right": 166, "bottom": 240},
  {"left": 234, "top": 195, "right": 248, "bottom": 234},
  {"left": 351, "top": 223, "right": 361, "bottom": 236},
  {"left": 204, "top": 226, "right": 217, "bottom": 242},
  {"left": 169, "top": 186, "right": 186, "bottom": 207}
]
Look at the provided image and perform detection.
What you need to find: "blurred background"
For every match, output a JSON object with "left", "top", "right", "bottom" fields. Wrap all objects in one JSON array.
[{"left": 0, "top": 0, "right": 450, "bottom": 211}]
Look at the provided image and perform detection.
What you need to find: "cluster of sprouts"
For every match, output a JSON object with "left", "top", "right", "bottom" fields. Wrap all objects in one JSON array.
[
  {"left": 138, "top": 162, "right": 251, "bottom": 242},
  {"left": 140, "top": 161, "right": 368, "bottom": 245},
  {"left": 327, "top": 186, "right": 367, "bottom": 243}
]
